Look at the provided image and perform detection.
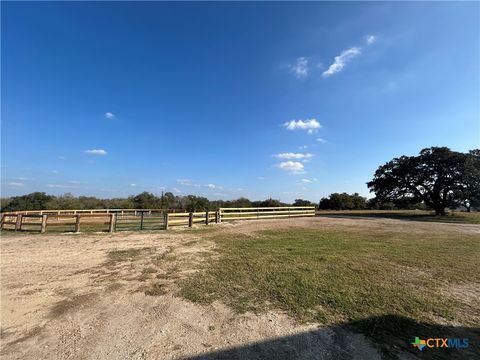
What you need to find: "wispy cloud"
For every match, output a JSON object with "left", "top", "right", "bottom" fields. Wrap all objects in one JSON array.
[
  {"left": 316, "top": 138, "right": 326, "bottom": 143},
  {"left": 301, "top": 178, "right": 312, "bottom": 183},
  {"left": 47, "top": 184, "right": 77, "bottom": 189},
  {"left": 172, "top": 187, "right": 182, "bottom": 194},
  {"left": 130, "top": 183, "right": 137, "bottom": 187},
  {"left": 322, "top": 34, "right": 377, "bottom": 78},
  {"left": 85, "top": 149, "right": 107, "bottom": 156},
  {"left": 365, "top": 34, "right": 377, "bottom": 45},
  {"left": 289, "top": 57, "right": 308, "bottom": 78},
  {"left": 105, "top": 112, "right": 116, "bottom": 120},
  {"left": 275, "top": 152, "right": 313, "bottom": 160},
  {"left": 177, "top": 179, "right": 192, "bottom": 186},
  {"left": 322, "top": 47, "right": 361, "bottom": 77},
  {"left": 275, "top": 161, "right": 305, "bottom": 174},
  {"left": 52, "top": 170, "right": 59, "bottom": 174},
  {"left": 204, "top": 183, "right": 218, "bottom": 189},
  {"left": 58, "top": 156, "right": 66, "bottom": 160},
  {"left": 284, "top": 119, "right": 321, "bottom": 134},
  {"left": 7, "top": 182, "right": 24, "bottom": 187},
  {"left": 177, "top": 179, "right": 220, "bottom": 189}
]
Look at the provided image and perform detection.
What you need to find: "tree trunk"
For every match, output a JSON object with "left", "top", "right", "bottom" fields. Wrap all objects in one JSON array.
[{"left": 434, "top": 207, "right": 446, "bottom": 216}]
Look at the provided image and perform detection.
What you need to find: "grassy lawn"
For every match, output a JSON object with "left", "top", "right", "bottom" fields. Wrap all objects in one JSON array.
[
  {"left": 316, "top": 210, "right": 480, "bottom": 224},
  {"left": 180, "top": 227, "right": 480, "bottom": 358}
]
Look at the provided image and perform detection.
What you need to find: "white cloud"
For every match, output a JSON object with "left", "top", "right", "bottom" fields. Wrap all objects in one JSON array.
[
  {"left": 316, "top": 138, "right": 326, "bottom": 143},
  {"left": 284, "top": 119, "right": 321, "bottom": 134},
  {"left": 257, "top": 176, "right": 266, "bottom": 180},
  {"left": 85, "top": 149, "right": 107, "bottom": 156},
  {"left": 172, "top": 187, "right": 182, "bottom": 194},
  {"left": 289, "top": 57, "right": 308, "bottom": 78},
  {"left": 130, "top": 183, "right": 137, "bottom": 187},
  {"left": 58, "top": 156, "right": 66, "bottom": 160},
  {"left": 8, "top": 182, "right": 24, "bottom": 187},
  {"left": 276, "top": 161, "right": 305, "bottom": 173},
  {"left": 365, "top": 34, "right": 377, "bottom": 45},
  {"left": 177, "top": 179, "right": 192, "bottom": 186},
  {"left": 301, "top": 179, "right": 312, "bottom": 183},
  {"left": 205, "top": 183, "right": 217, "bottom": 189},
  {"left": 322, "top": 47, "right": 361, "bottom": 77},
  {"left": 298, "top": 145, "right": 308, "bottom": 150},
  {"left": 47, "top": 184, "right": 77, "bottom": 189},
  {"left": 275, "top": 152, "right": 313, "bottom": 160},
  {"left": 105, "top": 112, "right": 116, "bottom": 119}
]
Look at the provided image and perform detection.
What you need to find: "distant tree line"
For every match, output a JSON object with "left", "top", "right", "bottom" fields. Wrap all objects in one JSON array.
[
  {"left": 0, "top": 190, "right": 429, "bottom": 213},
  {"left": 0, "top": 192, "right": 318, "bottom": 213}
]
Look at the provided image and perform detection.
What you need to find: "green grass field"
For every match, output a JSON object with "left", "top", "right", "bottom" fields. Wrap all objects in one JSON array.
[
  {"left": 316, "top": 210, "right": 480, "bottom": 224},
  {"left": 180, "top": 223, "right": 480, "bottom": 358}
]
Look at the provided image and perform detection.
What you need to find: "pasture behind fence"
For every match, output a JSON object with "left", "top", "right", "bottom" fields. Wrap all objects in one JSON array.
[{"left": 1, "top": 206, "right": 316, "bottom": 233}]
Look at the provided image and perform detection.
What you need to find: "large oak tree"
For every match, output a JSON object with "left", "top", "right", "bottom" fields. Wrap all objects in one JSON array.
[{"left": 367, "top": 147, "right": 480, "bottom": 215}]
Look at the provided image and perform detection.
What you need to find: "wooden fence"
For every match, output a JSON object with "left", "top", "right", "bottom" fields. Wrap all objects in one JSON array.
[
  {"left": 219, "top": 206, "right": 315, "bottom": 221},
  {"left": 1, "top": 206, "right": 315, "bottom": 233}
]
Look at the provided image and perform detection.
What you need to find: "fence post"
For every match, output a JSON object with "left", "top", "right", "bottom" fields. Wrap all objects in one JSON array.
[
  {"left": 75, "top": 215, "right": 81, "bottom": 233},
  {"left": 140, "top": 211, "right": 144, "bottom": 230},
  {"left": 15, "top": 214, "right": 23, "bottom": 231},
  {"left": 0, "top": 214, "right": 5, "bottom": 230},
  {"left": 164, "top": 213, "right": 169, "bottom": 230},
  {"left": 205, "top": 211, "right": 209, "bottom": 225},
  {"left": 215, "top": 211, "right": 219, "bottom": 224},
  {"left": 218, "top": 209, "right": 222, "bottom": 223},
  {"left": 41, "top": 214, "right": 48, "bottom": 233},
  {"left": 188, "top": 212, "right": 193, "bottom": 227},
  {"left": 109, "top": 214, "right": 116, "bottom": 233}
]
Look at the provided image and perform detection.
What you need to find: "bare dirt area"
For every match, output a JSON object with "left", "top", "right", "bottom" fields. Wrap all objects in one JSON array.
[{"left": 1, "top": 216, "right": 477, "bottom": 360}]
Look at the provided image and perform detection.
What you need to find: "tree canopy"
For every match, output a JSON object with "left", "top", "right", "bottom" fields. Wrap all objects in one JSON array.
[
  {"left": 318, "top": 193, "right": 367, "bottom": 210},
  {"left": 367, "top": 147, "right": 480, "bottom": 215}
]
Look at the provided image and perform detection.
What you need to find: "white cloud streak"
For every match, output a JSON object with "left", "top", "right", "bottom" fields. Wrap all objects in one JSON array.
[
  {"left": 85, "top": 149, "right": 107, "bottom": 156},
  {"left": 177, "top": 179, "right": 192, "bottom": 186},
  {"left": 284, "top": 119, "right": 321, "bottom": 134},
  {"left": 322, "top": 47, "right": 361, "bottom": 77},
  {"left": 8, "top": 182, "right": 24, "bottom": 187},
  {"left": 47, "top": 184, "right": 77, "bottom": 189},
  {"left": 105, "top": 112, "right": 116, "bottom": 119},
  {"left": 275, "top": 152, "right": 313, "bottom": 160}
]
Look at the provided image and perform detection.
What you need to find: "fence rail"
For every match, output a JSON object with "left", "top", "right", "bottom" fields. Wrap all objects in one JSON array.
[
  {"left": 219, "top": 206, "right": 315, "bottom": 221},
  {"left": 1, "top": 206, "right": 316, "bottom": 233}
]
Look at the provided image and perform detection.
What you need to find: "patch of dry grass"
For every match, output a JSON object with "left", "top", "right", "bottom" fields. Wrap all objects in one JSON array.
[{"left": 180, "top": 226, "right": 480, "bottom": 357}]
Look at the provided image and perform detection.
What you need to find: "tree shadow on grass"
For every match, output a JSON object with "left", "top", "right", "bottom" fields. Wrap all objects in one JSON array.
[{"left": 182, "top": 315, "right": 479, "bottom": 360}]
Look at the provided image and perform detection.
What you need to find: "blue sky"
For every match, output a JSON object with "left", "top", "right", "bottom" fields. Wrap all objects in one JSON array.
[{"left": 2, "top": 2, "right": 479, "bottom": 202}]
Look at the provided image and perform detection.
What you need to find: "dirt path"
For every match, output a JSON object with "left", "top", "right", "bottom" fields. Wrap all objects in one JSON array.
[{"left": 2, "top": 217, "right": 463, "bottom": 359}]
